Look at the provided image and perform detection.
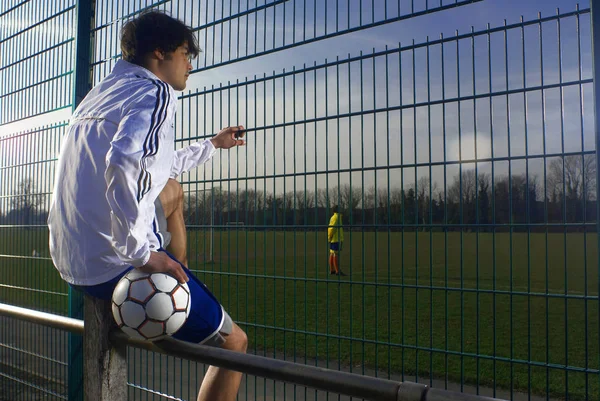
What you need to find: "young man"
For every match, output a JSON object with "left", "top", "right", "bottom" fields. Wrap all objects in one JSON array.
[
  {"left": 48, "top": 11, "right": 247, "bottom": 401},
  {"left": 327, "top": 205, "right": 346, "bottom": 276}
]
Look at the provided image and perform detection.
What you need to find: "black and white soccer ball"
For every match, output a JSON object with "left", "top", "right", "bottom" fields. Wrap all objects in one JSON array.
[{"left": 111, "top": 270, "right": 191, "bottom": 341}]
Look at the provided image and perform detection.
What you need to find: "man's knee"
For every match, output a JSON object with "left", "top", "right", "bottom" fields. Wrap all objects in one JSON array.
[
  {"left": 159, "top": 179, "right": 184, "bottom": 216},
  {"left": 223, "top": 323, "right": 247, "bottom": 353},
  {"left": 167, "top": 178, "right": 184, "bottom": 202}
]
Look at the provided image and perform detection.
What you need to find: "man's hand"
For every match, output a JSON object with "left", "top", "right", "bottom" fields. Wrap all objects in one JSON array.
[
  {"left": 210, "top": 125, "right": 246, "bottom": 149},
  {"left": 137, "top": 251, "right": 189, "bottom": 283}
]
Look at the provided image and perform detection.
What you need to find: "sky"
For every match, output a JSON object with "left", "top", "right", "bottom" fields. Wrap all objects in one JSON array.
[{"left": 0, "top": 0, "right": 595, "bottom": 200}]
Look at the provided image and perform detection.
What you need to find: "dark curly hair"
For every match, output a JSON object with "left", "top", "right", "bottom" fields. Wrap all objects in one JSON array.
[{"left": 120, "top": 10, "right": 200, "bottom": 65}]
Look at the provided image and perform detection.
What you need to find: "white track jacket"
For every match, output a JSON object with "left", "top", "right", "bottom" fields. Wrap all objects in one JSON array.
[{"left": 48, "top": 60, "right": 215, "bottom": 285}]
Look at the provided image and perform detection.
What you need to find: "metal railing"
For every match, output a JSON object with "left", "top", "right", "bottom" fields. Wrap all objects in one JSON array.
[{"left": 0, "top": 301, "right": 504, "bottom": 401}]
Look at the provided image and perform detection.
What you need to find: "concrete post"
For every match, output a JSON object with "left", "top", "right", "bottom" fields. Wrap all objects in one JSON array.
[{"left": 83, "top": 295, "right": 128, "bottom": 400}]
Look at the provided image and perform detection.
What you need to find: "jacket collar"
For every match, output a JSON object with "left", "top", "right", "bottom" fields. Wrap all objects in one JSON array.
[
  {"left": 113, "top": 60, "right": 169, "bottom": 84},
  {"left": 113, "top": 59, "right": 176, "bottom": 97}
]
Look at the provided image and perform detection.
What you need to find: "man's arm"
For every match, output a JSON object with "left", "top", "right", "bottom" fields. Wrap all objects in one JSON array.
[
  {"left": 170, "top": 125, "right": 246, "bottom": 178},
  {"left": 170, "top": 139, "right": 216, "bottom": 178}
]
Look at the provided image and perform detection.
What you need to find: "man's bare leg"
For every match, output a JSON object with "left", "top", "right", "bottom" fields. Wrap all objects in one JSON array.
[
  {"left": 159, "top": 179, "right": 188, "bottom": 266},
  {"left": 158, "top": 179, "right": 248, "bottom": 401},
  {"left": 196, "top": 323, "right": 248, "bottom": 401}
]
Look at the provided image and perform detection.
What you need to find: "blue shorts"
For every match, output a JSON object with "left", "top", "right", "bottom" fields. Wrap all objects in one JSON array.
[
  {"left": 72, "top": 250, "right": 231, "bottom": 345},
  {"left": 329, "top": 242, "right": 340, "bottom": 252}
]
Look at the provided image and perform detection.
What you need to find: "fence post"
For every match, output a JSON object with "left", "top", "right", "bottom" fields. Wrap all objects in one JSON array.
[
  {"left": 84, "top": 295, "right": 128, "bottom": 400},
  {"left": 591, "top": 4, "right": 600, "bottom": 392},
  {"left": 68, "top": 0, "right": 95, "bottom": 400}
]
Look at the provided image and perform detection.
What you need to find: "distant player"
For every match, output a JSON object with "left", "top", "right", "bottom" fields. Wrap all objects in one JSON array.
[{"left": 327, "top": 205, "right": 346, "bottom": 276}]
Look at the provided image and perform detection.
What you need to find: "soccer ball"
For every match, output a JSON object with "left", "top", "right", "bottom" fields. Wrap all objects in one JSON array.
[{"left": 111, "top": 269, "right": 191, "bottom": 341}]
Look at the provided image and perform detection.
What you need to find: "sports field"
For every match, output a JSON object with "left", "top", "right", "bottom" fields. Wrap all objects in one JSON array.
[{"left": 0, "top": 229, "right": 597, "bottom": 400}]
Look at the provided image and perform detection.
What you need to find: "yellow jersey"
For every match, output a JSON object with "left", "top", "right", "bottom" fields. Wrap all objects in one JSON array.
[{"left": 327, "top": 213, "right": 344, "bottom": 243}]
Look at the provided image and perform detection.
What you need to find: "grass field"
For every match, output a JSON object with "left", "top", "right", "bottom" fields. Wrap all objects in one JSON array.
[{"left": 0, "top": 228, "right": 598, "bottom": 400}]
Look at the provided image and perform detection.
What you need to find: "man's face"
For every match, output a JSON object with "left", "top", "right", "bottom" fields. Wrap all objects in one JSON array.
[{"left": 158, "top": 43, "right": 192, "bottom": 91}]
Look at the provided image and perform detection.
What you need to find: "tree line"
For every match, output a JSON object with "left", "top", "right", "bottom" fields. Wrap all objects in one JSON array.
[
  {"left": 2, "top": 156, "right": 596, "bottom": 232},
  {"left": 184, "top": 156, "right": 597, "bottom": 232}
]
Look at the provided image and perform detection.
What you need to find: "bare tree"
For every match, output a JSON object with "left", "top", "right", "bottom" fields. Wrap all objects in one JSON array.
[
  {"left": 293, "top": 190, "right": 315, "bottom": 225},
  {"left": 295, "top": 190, "right": 315, "bottom": 210},
  {"left": 183, "top": 193, "right": 198, "bottom": 224},
  {"left": 477, "top": 173, "right": 491, "bottom": 225},
  {"left": 447, "top": 170, "right": 478, "bottom": 224},
  {"left": 316, "top": 188, "right": 328, "bottom": 208},
  {"left": 364, "top": 186, "right": 376, "bottom": 210},
  {"left": 389, "top": 188, "right": 403, "bottom": 224},
  {"left": 416, "top": 177, "right": 438, "bottom": 227},
  {"left": 448, "top": 169, "right": 477, "bottom": 205},
  {"left": 11, "top": 178, "right": 45, "bottom": 225},
  {"left": 209, "top": 187, "right": 228, "bottom": 223},
  {"left": 547, "top": 155, "right": 596, "bottom": 202},
  {"left": 337, "top": 184, "right": 361, "bottom": 214}
]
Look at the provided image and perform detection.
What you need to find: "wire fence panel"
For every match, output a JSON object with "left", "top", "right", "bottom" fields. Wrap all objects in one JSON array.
[
  {"left": 0, "top": 317, "right": 69, "bottom": 400},
  {"left": 0, "top": 0, "right": 76, "bottom": 125},
  {"left": 0, "top": 124, "right": 70, "bottom": 399},
  {"left": 178, "top": 8, "right": 598, "bottom": 401},
  {"left": 90, "top": 0, "right": 485, "bottom": 77},
  {"left": 1, "top": 0, "right": 599, "bottom": 400}
]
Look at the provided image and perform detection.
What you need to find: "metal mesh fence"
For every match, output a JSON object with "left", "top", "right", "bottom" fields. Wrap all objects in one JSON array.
[{"left": 0, "top": 1, "right": 598, "bottom": 400}]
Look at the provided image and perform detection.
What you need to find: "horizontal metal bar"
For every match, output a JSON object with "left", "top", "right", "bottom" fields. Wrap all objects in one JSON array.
[
  {"left": 237, "top": 321, "right": 600, "bottom": 376},
  {"left": 0, "top": 255, "right": 54, "bottom": 263},
  {"left": 91, "top": 0, "right": 171, "bottom": 32},
  {"left": 187, "top": 3, "right": 587, "bottom": 74},
  {"left": 182, "top": 78, "right": 589, "bottom": 120},
  {"left": 196, "top": 271, "right": 598, "bottom": 300},
  {"left": 425, "top": 389, "right": 510, "bottom": 401},
  {"left": 171, "top": 149, "right": 596, "bottom": 187},
  {"left": 0, "top": 38, "right": 74, "bottom": 72},
  {"left": 178, "top": 77, "right": 591, "bottom": 143},
  {"left": 184, "top": 222, "right": 598, "bottom": 229},
  {"left": 0, "top": 225, "right": 50, "bottom": 229},
  {"left": 0, "top": 220, "right": 594, "bottom": 231},
  {"left": 1, "top": 70, "right": 73, "bottom": 99},
  {"left": 126, "top": 382, "right": 185, "bottom": 401},
  {"left": 0, "top": 5, "right": 76, "bottom": 44},
  {"left": 93, "top": 0, "right": 290, "bottom": 34},
  {"left": 116, "top": 332, "right": 401, "bottom": 401},
  {"left": 0, "top": 0, "right": 29, "bottom": 18},
  {"left": 0, "top": 222, "right": 595, "bottom": 231},
  {"left": 0, "top": 360, "right": 66, "bottom": 389},
  {"left": 117, "top": 332, "right": 562, "bottom": 398},
  {"left": 0, "top": 158, "right": 56, "bottom": 172},
  {"left": 0, "top": 122, "right": 68, "bottom": 141},
  {"left": 0, "top": 303, "right": 82, "bottom": 334},
  {"left": 191, "top": 0, "right": 290, "bottom": 33},
  {"left": 0, "top": 302, "right": 506, "bottom": 401},
  {"left": 0, "top": 145, "right": 594, "bottom": 182},
  {"left": 0, "top": 342, "right": 68, "bottom": 369},
  {"left": 0, "top": 283, "right": 67, "bottom": 297},
  {"left": 89, "top": 0, "right": 289, "bottom": 64},
  {"left": 0, "top": 105, "right": 72, "bottom": 127},
  {"left": 0, "top": 192, "right": 53, "bottom": 200},
  {"left": 183, "top": 44, "right": 593, "bottom": 98},
  {"left": 90, "top": 0, "right": 487, "bottom": 70},
  {"left": 0, "top": 371, "right": 67, "bottom": 400}
]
